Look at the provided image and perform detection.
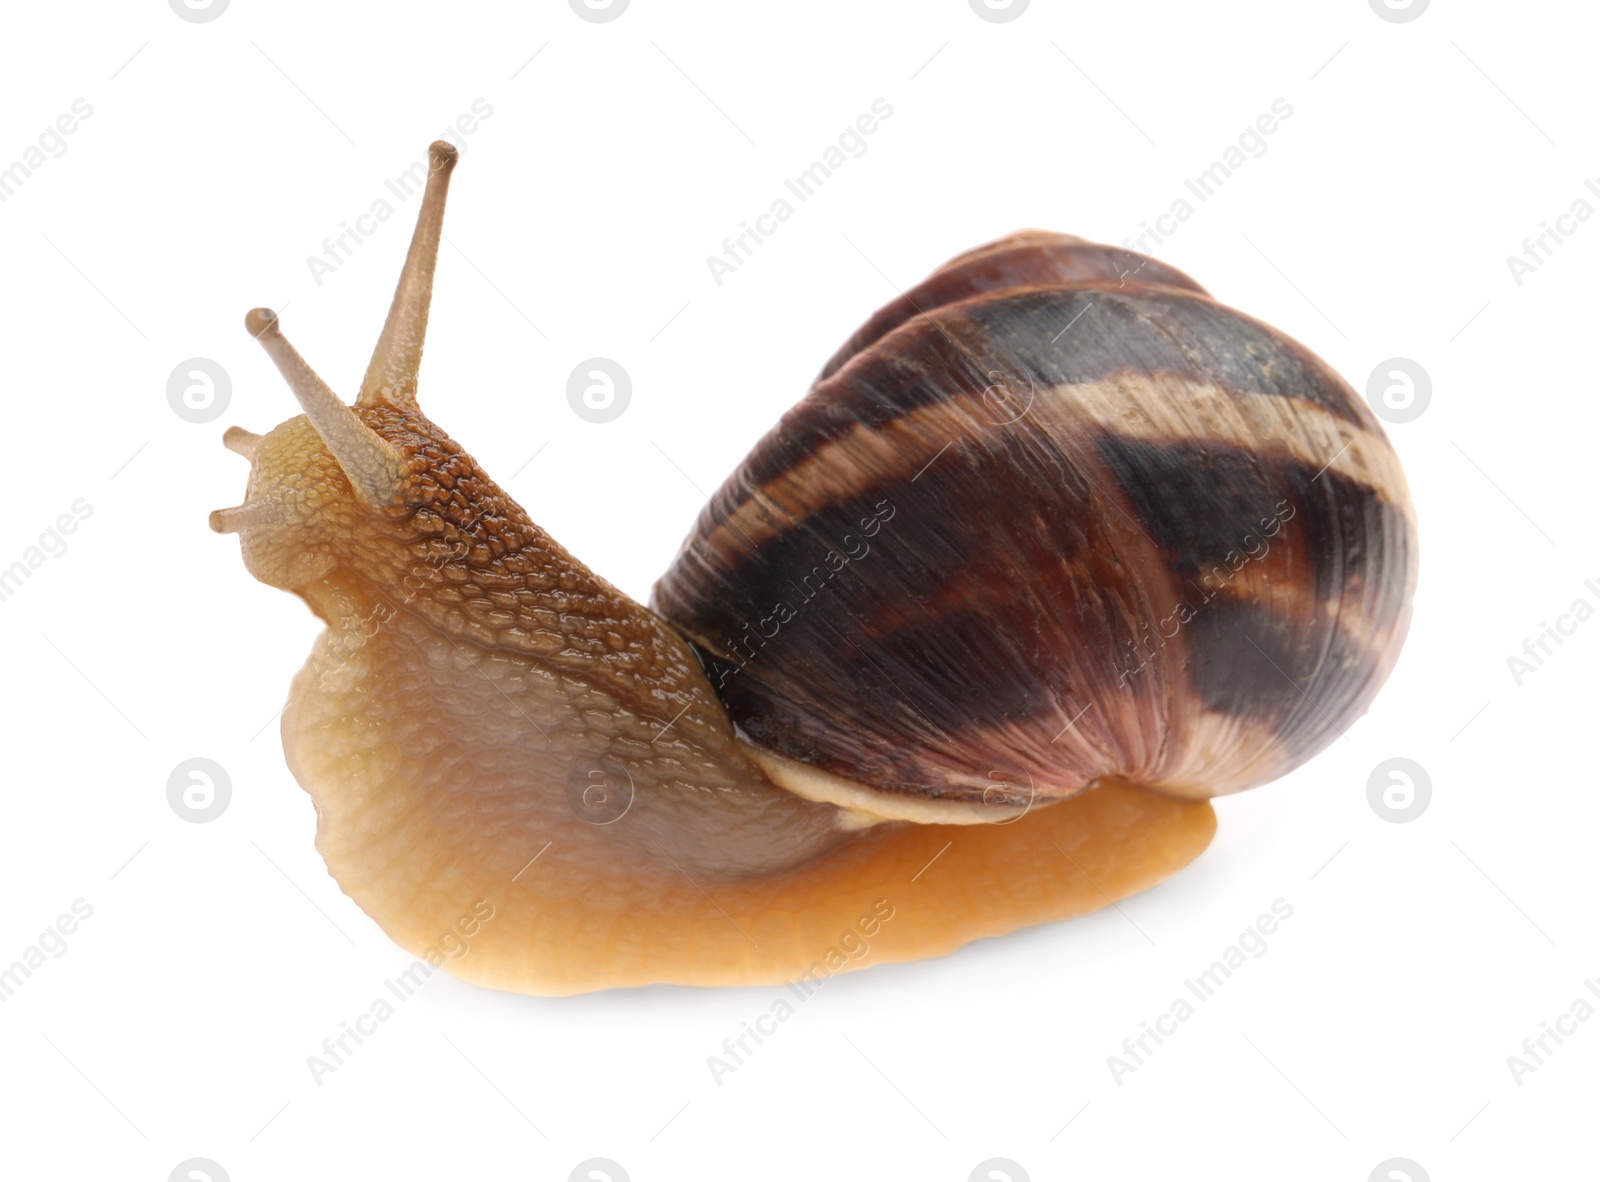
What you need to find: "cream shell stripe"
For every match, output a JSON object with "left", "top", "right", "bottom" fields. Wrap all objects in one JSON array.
[{"left": 710, "top": 377, "right": 1407, "bottom": 552}]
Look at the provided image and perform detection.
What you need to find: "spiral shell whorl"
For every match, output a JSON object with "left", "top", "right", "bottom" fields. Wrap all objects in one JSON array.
[{"left": 653, "top": 234, "right": 1417, "bottom": 806}]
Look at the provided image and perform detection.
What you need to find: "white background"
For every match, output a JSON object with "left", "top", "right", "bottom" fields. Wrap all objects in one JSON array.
[{"left": 1, "top": 0, "right": 1595, "bottom": 1179}]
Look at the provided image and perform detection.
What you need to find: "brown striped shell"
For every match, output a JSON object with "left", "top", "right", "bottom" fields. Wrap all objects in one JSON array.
[{"left": 652, "top": 231, "right": 1418, "bottom": 807}]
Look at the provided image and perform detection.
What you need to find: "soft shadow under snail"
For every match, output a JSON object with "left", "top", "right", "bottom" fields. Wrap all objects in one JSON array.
[{"left": 212, "top": 142, "right": 1416, "bottom": 995}]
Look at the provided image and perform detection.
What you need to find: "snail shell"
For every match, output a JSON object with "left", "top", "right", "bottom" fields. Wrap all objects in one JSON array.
[
  {"left": 212, "top": 144, "right": 1416, "bottom": 995},
  {"left": 655, "top": 231, "right": 1416, "bottom": 810}
]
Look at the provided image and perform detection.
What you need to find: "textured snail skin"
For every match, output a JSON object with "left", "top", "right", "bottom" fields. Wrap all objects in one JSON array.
[
  {"left": 243, "top": 399, "right": 1214, "bottom": 995},
  {"left": 213, "top": 144, "right": 1412, "bottom": 995}
]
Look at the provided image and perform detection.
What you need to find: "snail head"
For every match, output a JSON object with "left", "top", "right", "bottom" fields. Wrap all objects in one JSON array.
[{"left": 209, "top": 141, "right": 493, "bottom": 596}]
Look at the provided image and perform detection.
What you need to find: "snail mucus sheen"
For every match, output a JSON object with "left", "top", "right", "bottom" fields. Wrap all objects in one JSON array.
[{"left": 212, "top": 142, "right": 1416, "bottom": 995}]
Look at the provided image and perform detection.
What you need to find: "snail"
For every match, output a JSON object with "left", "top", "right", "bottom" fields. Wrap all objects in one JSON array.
[{"left": 212, "top": 141, "right": 1416, "bottom": 996}]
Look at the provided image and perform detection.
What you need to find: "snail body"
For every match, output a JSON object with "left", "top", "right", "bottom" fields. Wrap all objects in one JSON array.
[{"left": 213, "top": 143, "right": 1415, "bottom": 995}]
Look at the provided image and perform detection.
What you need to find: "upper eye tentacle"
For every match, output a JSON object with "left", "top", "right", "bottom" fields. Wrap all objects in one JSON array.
[{"left": 359, "top": 139, "right": 459, "bottom": 408}]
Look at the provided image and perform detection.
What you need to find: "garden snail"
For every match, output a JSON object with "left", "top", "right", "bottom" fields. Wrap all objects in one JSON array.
[{"left": 212, "top": 141, "right": 1416, "bottom": 995}]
